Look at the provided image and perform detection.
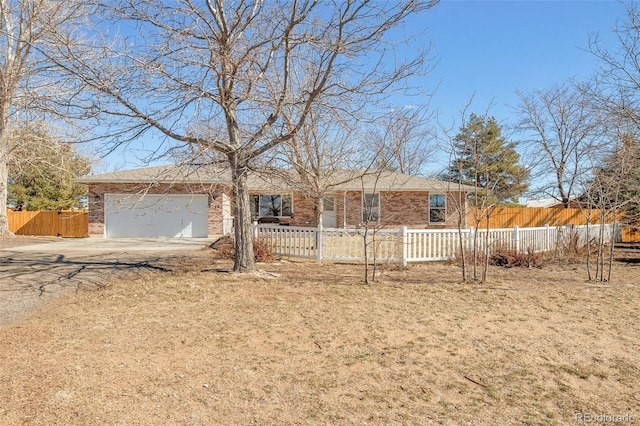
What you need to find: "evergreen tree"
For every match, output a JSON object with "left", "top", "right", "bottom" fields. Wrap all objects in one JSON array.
[
  {"left": 449, "top": 114, "right": 528, "bottom": 206},
  {"left": 8, "top": 125, "right": 90, "bottom": 211}
]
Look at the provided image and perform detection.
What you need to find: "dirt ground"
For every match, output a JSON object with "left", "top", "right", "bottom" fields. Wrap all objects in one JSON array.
[{"left": 1, "top": 245, "right": 639, "bottom": 425}]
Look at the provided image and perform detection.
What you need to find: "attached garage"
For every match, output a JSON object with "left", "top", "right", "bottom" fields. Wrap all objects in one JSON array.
[{"left": 104, "top": 194, "right": 209, "bottom": 238}]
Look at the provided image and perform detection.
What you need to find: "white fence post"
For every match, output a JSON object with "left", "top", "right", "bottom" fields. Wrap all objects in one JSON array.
[
  {"left": 545, "top": 224, "right": 550, "bottom": 252},
  {"left": 252, "top": 221, "right": 258, "bottom": 239},
  {"left": 401, "top": 226, "right": 408, "bottom": 267},
  {"left": 513, "top": 225, "right": 520, "bottom": 252},
  {"left": 469, "top": 227, "right": 475, "bottom": 252},
  {"left": 316, "top": 224, "right": 323, "bottom": 264}
]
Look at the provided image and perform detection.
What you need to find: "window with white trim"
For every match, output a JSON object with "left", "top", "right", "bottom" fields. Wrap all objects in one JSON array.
[
  {"left": 250, "top": 194, "right": 293, "bottom": 218},
  {"left": 362, "top": 193, "right": 380, "bottom": 223},
  {"left": 429, "top": 193, "right": 446, "bottom": 223}
]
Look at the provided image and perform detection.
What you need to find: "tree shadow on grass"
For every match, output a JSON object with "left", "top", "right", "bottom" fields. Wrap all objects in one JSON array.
[{"left": 615, "top": 257, "right": 640, "bottom": 265}]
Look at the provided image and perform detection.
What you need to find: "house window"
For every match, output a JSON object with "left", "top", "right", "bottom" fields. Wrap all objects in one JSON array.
[
  {"left": 362, "top": 193, "right": 380, "bottom": 223},
  {"left": 323, "top": 196, "right": 335, "bottom": 212},
  {"left": 251, "top": 194, "right": 293, "bottom": 217},
  {"left": 429, "top": 193, "right": 446, "bottom": 223}
]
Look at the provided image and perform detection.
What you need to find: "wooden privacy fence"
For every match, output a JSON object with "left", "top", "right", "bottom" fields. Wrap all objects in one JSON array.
[
  {"left": 254, "top": 223, "right": 617, "bottom": 265},
  {"left": 622, "top": 227, "right": 640, "bottom": 243},
  {"left": 468, "top": 207, "right": 609, "bottom": 229},
  {"left": 7, "top": 210, "right": 89, "bottom": 238}
]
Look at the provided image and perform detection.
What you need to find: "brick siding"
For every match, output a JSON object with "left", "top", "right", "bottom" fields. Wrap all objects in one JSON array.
[
  {"left": 88, "top": 183, "right": 467, "bottom": 236},
  {"left": 286, "top": 191, "right": 467, "bottom": 229},
  {"left": 290, "top": 193, "right": 315, "bottom": 226}
]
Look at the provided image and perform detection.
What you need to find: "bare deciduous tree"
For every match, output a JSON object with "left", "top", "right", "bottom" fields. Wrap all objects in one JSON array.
[
  {"left": 434, "top": 98, "right": 477, "bottom": 282},
  {"left": 437, "top": 99, "right": 528, "bottom": 283},
  {"left": 0, "top": 0, "right": 86, "bottom": 235},
  {"left": 277, "top": 101, "right": 434, "bottom": 230},
  {"left": 370, "top": 105, "right": 433, "bottom": 176},
  {"left": 581, "top": 122, "right": 640, "bottom": 283},
  {"left": 585, "top": 2, "right": 640, "bottom": 132},
  {"left": 515, "top": 83, "right": 603, "bottom": 208},
  {"left": 58, "top": 0, "right": 438, "bottom": 272},
  {"left": 275, "top": 106, "right": 360, "bottom": 227}
]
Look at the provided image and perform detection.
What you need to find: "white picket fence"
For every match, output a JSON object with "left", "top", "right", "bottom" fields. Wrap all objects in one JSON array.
[{"left": 253, "top": 223, "right": 618, "bottom": 265}]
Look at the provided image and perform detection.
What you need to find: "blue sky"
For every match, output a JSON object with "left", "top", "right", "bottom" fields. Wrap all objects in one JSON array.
[
  {"left": 97, "top": 0, "right": 627, "bottom": 172},
  {"left": 413, "top": 0, "right": 624, "bottom": 128}
]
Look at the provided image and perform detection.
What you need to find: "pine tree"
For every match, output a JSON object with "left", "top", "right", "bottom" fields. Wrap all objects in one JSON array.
[{"left": 449, "top": 114, "right": 528, "bottom": 206}]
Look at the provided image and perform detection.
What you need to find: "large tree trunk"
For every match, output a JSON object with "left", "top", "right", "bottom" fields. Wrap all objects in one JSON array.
[
  {"left": 314, "top": 196, "right": 324, "bottom": 227},
  {"left": 0, "top": 158, "right": 11, "bottom": 236},
  {"left": 230, "top": 159, "right": 256, "bottom": 272}
]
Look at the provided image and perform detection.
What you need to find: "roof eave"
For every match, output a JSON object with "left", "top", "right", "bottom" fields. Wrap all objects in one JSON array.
[{"left": 73, "top": 178, "right": 227, "bottom": 185}]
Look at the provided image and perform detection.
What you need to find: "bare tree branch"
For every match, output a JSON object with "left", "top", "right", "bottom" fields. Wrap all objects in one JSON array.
[{"left": 0, "top": 0, "right": 90, "bottom": 236}]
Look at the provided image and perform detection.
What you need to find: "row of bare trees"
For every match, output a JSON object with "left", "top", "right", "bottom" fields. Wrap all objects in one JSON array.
[
  {"left": 512, "top": 4, "right": 640, "bottom": 282},
  {"left": 437, "top": 83, "right": 639, "bottom": 283}
]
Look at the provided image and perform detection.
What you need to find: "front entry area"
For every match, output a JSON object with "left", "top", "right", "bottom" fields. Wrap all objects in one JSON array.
[
  {"left": 321, "top": 196, "right": 337, "bottom": 228},
  {"left": 104, "top": 194, "right": 209, "bottom": 238}
]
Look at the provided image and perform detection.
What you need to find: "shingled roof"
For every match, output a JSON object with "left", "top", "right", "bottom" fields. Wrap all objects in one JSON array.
[{"left": 75, "top": 164, "right": 475, "bottom": 192}]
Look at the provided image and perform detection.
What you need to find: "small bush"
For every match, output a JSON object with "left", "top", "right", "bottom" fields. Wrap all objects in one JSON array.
[
  {"left": 489, "top": 247, "right": 544, "bottom": 268},
  {"left": 209, "top": 235, "right": 275, "bottom": 262},
  {"left": 553, "top": 228, "right": 607, "bottom": 260},
  {"left": 555, "top": 230, "right": 586, "bottom": 257},
  {"left": 451, "top": 250, "right": 486, "bottom": 267},
  {"left": 253, "top": 238, "right": 275, "bottom": 263}
]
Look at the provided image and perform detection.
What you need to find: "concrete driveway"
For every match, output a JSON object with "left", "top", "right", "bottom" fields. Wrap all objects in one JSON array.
[
  {"left": 8, "top": 237, "right": 216, "bottom": 253},
  {"left": 0, "top": 236, "right": 219, "bottom": 328}
]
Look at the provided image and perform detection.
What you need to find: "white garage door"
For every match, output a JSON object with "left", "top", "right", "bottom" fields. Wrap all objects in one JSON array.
[{"left": 104, "top": 194, "right": 208, "bottom": 238}]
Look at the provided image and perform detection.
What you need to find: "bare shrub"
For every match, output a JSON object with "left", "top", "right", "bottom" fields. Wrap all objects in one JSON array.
[
  {"left": 253, "top": 238, "right": 276, "bottom": 263},
  {"left": 489, "top": 247, "right": 544, "bottom": 268},
  {"left": 553, "top": 229, "right": 600, "bottom": 262},
  {"left": 453, "top": 245, "right": 545, "bottom": 270},
  {"left": 558, "top": 230, "right": 582, "bottom": 256},
  {"left": 451, "top": 250, "right": 486, "bottom": 268},
  {"left": 210, "top": 236, "right": 275, "bottom": 263}
]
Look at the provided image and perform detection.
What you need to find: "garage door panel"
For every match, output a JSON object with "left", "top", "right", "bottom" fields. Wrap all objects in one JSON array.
[{"left": 105, "top": 194, "right": 208, "bottom": 238}]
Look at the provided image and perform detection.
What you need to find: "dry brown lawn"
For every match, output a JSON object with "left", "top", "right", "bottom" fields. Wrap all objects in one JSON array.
[{"left": 1, "top": 248, "right": 639, "bottom": 425}]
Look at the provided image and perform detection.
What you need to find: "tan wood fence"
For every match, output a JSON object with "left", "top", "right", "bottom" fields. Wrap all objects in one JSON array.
[
  {"left": 468, "top": 207, "right": 608, "bottom": 229},
  {"left": 621, "top": 227, "right": 640, "bottom": 243},
  {"left": 7, "top": 210, "right": 89, "bottom": 238},
  {"left": 467, "top": 207, "right": 640, "bottom": 242}
]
